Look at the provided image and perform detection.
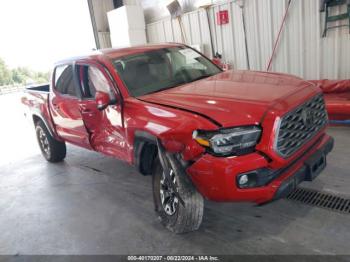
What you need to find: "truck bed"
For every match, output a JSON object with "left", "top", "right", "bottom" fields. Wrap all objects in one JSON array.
[
  {"left": 22, "top": 84, "right": 50, "bottom": 113},
  {"left": 25, "top": 83, "right": 50, "bottom": 93}
]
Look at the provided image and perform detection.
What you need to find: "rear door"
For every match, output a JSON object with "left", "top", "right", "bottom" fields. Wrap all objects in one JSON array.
[
  {"left": 50, "top": 64, "right": 92, "bottom": 149},
  {"left": 75, "top": 61, "right": 128, "bottom": 161}
]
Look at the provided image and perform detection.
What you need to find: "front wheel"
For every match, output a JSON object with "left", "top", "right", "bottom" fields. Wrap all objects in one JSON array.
[
  {"left": 152, "top": 156, "right": 204, "bottom": 233},
  {"left": 35, "top": 121, "right": 66, "bottom": 162}
]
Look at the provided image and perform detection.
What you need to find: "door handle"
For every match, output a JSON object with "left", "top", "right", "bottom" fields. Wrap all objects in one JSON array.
[
  {"left": 80, "top": 108, "right": 96, "bottom": 114},
  {"left": 79, "top": 104, "right": 95, "bottom": 114}
]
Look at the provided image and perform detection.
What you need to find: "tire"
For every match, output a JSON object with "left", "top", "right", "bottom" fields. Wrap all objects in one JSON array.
[
  {"left": 152, "top": 155, "right": 204, "bottom": 233},
  {"left": 35, "top": 121, "right": 66, "bottom": 162}
]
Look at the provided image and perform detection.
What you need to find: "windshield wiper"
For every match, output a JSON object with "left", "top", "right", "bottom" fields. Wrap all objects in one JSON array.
[
  {"left": 190, "top": 74, "right": 213, "bottom": 82},
  {"left": 146, "top": 82, "right": 185, "bottom": 95},
  {"left": 143, "top": 74, "right": 214, "bottom": 96}
]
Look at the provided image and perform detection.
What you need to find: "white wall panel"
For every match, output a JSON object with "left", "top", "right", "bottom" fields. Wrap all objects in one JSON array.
[
  {"left": 146, "top": 0, "right": 350, "bottom": 80},
  {"left": 91, "top": 0, "right": 114, "bottom": 32},
  {"left": 98, "top": 32, "right": 112, "bottom": 49},
  {"left": 163, "top": 19, "right": 175, "bottom": 42}
]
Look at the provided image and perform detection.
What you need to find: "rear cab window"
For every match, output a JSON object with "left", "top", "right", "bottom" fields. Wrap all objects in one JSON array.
[{"left": 54, "top": 64, "right": 78, "bottom": 97}]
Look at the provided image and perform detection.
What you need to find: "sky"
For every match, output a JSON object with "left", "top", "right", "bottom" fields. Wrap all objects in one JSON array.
[{"left": 0, "top": 0, "right": 96, "bottom": 71}]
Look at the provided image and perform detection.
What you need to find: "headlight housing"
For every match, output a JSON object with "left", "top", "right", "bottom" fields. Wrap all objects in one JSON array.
[{"left": 193, "top": 126, "right": 262, "bottom": 156}]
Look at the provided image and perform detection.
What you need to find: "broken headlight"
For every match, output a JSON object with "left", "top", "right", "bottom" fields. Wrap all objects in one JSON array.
[{"left": 193, "top": 126, "right": 262, "bottom": 156}]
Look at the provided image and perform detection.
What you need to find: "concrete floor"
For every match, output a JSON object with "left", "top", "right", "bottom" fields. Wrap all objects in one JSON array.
[{"left": 0, "top": 93, "right": 349, "bottom": 255}]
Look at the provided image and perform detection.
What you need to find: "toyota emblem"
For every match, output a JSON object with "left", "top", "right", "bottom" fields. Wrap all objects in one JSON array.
[{"left": 301, "top": 108, "right": 314, "bottom": 127}]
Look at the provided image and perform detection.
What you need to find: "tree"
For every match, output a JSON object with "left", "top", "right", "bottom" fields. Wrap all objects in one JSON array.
[
  {"left": 0, "top": 57, "right": 50, "bottom": 87},
  {"left": 11, "top": 67, "right": 27, "bottom": 84},
  {"left": 33, "top": 71, "right": 50, "bottom": 84},
  {"left": 0, "top": 58, "right": 13, "bottom": 86}
]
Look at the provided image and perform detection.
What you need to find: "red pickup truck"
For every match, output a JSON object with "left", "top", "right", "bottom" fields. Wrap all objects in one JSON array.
[{"left": 22, "top": 43, "right": 333, "bottom": 233}]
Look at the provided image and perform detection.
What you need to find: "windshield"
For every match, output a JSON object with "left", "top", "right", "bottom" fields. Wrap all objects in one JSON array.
[{"left": 112, "top": 47, "right": 222, "bottom": 97}]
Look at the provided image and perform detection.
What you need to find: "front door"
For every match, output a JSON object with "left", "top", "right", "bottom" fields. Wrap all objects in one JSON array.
[{"left": 76, "top": 62, "right": 128, "bottom": 161}]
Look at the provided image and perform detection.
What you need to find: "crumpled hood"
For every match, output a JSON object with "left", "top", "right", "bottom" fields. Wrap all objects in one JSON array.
[{"left": 139, "top": 70, "right": 317, "bottom": 127}]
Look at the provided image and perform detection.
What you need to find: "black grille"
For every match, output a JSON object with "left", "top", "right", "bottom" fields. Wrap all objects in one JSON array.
[
  {"left": 276, "top": 94, "right": 328, "bottom": 158},
  {"left": 287, "top": 188, "right": 350, "bottom": 214}
]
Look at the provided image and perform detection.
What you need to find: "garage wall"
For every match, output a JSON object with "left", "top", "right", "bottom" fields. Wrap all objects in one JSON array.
[
  {"left": 145, "top": 0, "right": 350, "bottom": 80},
  {"left": 88, "top": 0, "right": 144, "bottom": 48},
  {"left": 88, "top": 0, "right": 114, "bottom": 48},
  {"left": 141, "top": 0, "right": 223, "bottom": 23}
]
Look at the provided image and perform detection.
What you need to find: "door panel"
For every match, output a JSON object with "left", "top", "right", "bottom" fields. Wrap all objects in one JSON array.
[
  {"left": 80, "top": 102, "right": 126, "bottom": 159},
  {"left": 50, "top": 94, "right": 92, "bottom": 149},
  {"left": 76, "top": 63, "right": 128, "bottom": 161},
  {"left": 50, "top": 64, "right": 92, "bottom": 149}
]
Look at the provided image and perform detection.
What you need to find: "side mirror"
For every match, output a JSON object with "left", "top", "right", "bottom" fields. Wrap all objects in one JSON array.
[
  {"left": 212, "top": 58, "right": 223, "bottom": 68},
  {"left": 95, "top": 91, "right": 111, "bottom": 111},
  {"left": 212, "top": 58, "right": 231, "bottom": 71}
]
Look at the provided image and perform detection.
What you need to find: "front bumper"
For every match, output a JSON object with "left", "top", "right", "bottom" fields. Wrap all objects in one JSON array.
[{"left": 187, "top": 134, "right": 334, "bottom": 204}]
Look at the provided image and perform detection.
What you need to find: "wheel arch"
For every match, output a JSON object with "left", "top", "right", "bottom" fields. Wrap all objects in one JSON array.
[
  {"left": 32, "top": 114, "right": 55, "bottom": 138},
  {"left": 134, "top": 130, "right": 158, "bottom": 176}
]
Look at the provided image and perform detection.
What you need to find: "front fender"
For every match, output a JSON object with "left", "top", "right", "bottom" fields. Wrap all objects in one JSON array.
[{"left": 125, "top": 98, "right": 219, "bottom": 166}]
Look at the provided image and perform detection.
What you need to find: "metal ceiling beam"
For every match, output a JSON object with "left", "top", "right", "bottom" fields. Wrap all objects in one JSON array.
[{"left": 87, "top": 0, "right": 101, "bottom": 49}]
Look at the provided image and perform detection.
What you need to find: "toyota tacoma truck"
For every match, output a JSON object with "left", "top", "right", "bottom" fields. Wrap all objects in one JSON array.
[{"left": 22, "top": 43, "right": 334, "bottom": 233}]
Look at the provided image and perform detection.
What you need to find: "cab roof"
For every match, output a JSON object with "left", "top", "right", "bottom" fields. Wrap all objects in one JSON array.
[{"left": 55, "top": 43, "right": 183, "bottom": 65}]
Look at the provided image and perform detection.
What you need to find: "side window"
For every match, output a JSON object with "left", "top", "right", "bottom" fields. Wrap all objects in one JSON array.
[
  {"left": 87, "top": 66, "right": 113, "bottom": 95},
  {"left": 54, "top": 65, "right": 77, "bottom": 97},
  {"left": 78, "top": 65, "right": 96, "bottom": 99}
]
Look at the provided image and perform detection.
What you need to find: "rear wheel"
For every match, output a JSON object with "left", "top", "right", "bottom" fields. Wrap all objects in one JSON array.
[
  {"left": 35, "top": 121, "right": 66, "bottom": 162},
  {"left": 152, "top": 156, "right": 204, "bottom": 233}
]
